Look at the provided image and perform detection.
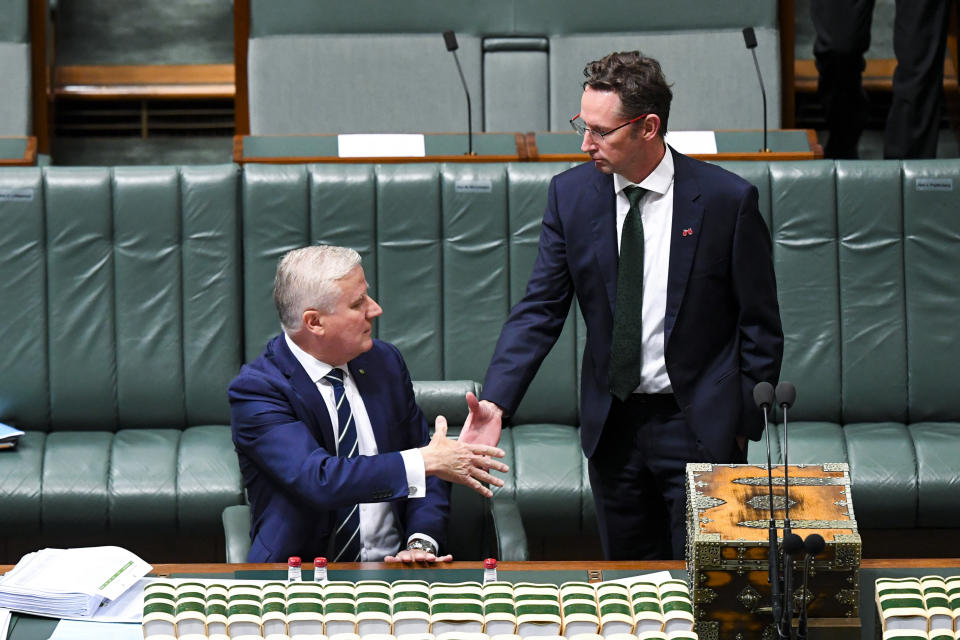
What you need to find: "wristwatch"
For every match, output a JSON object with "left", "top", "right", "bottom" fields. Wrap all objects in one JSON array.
[{"left": 407, "top": 537, "right": 437, "bottom": 555}]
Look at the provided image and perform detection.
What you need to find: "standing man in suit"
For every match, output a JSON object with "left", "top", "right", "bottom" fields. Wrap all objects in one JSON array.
[
  {"left": 461, "top": 52, "right": 783, "bottom": 560},
  {"left": 230, "top": 245, "right": 507, "bottom": 563}
]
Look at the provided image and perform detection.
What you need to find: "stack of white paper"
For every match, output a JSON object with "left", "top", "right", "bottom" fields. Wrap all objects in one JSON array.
[
  {"left": 0, "top": 546, "right": 151, "bottom": 618},
  {"left": 0, "top": 421, "right": 24, "bottom": 449}
]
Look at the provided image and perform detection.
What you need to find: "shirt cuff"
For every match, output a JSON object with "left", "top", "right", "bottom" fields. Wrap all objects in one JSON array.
[
  {"left": 399, "top": 448, "right": 426, "bottom": 499},
  {"left": 406, "top": 532, "right": 440, "bottom": 554}
]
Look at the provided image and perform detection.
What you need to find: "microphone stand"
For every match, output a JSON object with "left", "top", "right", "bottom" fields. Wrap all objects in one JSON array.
[
  {"left": 442, "top": 30, "right": 475, "bottom": 156},
  {"left": 762, "top": 389, "right": 782, "bottom": 633},
  {"left": 776, "top": 382, "right": 797, "bottom": 639}
]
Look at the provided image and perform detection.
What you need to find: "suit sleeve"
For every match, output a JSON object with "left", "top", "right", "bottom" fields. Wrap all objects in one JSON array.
[
  {"left": 731, "top": 185, "right": 784, "bottom": 440},
  {"left": 382, "top": 343, "right": 451, "bottom": 550},
  {"left": 229, "top": 370, "right": 410, "bottom": 511},
  {"left": 481, "top": 175, "right": 576, "bottom": 414}
]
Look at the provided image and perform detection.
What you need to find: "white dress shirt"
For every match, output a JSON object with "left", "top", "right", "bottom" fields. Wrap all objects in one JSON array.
[
  {"left": 284, "top": 334, "right": 437, "bottom": 560},
  {"left": 612, "top": 148, "right": 675, "bottom": 394}
]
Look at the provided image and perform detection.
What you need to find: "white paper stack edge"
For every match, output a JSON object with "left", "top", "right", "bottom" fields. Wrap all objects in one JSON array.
[
  {"left": 483, "top": 581, "right": 517, "bottom": 637},
  {"left": 429, "top": 582, "right": 484, "bottom": 635},
  {"left": 560, "top": 582, "right": 599, "bottom": 638},
  {"left": 514, "top": 583, "right": 561, "bottom": 637},
  {"left": 392, "top": 580, "right": 431, "bottom": 637},
  {"left": 0, "top": 546, "right": 151, "bottom": 618}
]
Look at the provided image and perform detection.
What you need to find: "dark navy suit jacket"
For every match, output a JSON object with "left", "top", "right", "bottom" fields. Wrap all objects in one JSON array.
[
  {"left": 482, "top": 148, "right": 783, "bottom": 461},
  {"left": 229, "top": 335, "right": 450, "bottom": 562}
]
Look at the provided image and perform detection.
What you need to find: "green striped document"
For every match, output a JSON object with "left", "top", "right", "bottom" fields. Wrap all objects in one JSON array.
[
  {"left": 560, "top": 582, "right": 599, "bottom": 637},
  {"left": 876, "top": 577, "right": 928, "bottom": 635},
  {"left": 514, "top": 583, "right": 561, "bottom": 636},
  {"left": 430, "top": 582, "right": 484, "bottom": 634},
  {"left": 596, "top": 583, "right": 633, "bottom": 636},
  {"left": 484, "top": 581, "right": 517, "bottom": 636},
  {"left": 658, "top": 580, "right": 693, "bottom": 636}
]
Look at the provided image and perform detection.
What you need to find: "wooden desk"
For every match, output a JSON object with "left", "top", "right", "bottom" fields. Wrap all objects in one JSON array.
[
  {"left": 235, "top": 130, "right": 824, "bottom": 165},
  {"left": 529, "top": 130, "right": 823, "bottom": 162},
  {"left": 234, "top": 133, "right": 526, "bottom": 164},
  {"left": 6, "top": 559, "right": 960, "bottom": 640}
]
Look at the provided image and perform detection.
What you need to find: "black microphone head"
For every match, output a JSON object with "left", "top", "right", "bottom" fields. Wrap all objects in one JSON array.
[
  {"left": 742, "top": 27, "right": 758, "bottom": 49},
  {"left": 775, "top": 381, "right": 796, "bottom": 408},
  {"left": 753, "top": 381, "right": 774, "bottom": 409},
  {"left": 803, "top": 533, "right": 826, "bottom": 557},
  {"left": 783, "top": 533, "right": 804, "bottom": 557},
  {"left": 442, "top": 30, "right": 458, "bottom": 52}
]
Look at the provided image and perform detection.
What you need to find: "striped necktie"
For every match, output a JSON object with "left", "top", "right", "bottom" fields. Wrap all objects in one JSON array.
[
  {"left": 324, "top": 368, "right": 362, "bottom": 562},
  {"left": 609, "top": 185, "right": 647, "bottom": 402}
]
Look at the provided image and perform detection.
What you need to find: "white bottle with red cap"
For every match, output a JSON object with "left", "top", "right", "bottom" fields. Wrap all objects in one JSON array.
[
  {"left": 313, "top": 557, "right": 329, "bottom": 584},
  {"left": 287, "top": 556, "right": 302, "bottom": 582},
  {"left": 483, "top": 557, "right": 498, "bottom": 584}
]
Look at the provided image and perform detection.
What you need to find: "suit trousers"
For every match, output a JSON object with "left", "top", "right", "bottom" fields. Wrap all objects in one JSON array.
[
  {"left": 587, "top": 393, "right": 748, "bottom": 560},
  {"left": 588, "top": 393, "right": 703, "bottom": 561},
  {"left": 810, "top": 0, "right": 952, "bottom": 159}
]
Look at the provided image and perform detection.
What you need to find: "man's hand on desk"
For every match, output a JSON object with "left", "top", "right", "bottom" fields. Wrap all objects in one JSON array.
[
  {"left": 383, "top": 548, "right": 454, "bottom": 564},
  {"left": 458, "top": 392, "right": 503, "bottom": 447},
  {"left": 420, "top": 416, "right": 508, "bottom": 498}
]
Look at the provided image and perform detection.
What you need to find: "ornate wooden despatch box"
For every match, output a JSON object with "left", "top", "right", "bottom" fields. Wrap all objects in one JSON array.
[{"left": 686, "top": 463, "right": 862, "bottom": 640}]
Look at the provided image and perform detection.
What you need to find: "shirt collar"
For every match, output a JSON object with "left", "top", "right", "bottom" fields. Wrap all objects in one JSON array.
[
  {"left": 613, "top": 144, "right": 675, "bottom": 197},
  {"left": 284, "top": 332, "right": 342, "bottom": 383}
]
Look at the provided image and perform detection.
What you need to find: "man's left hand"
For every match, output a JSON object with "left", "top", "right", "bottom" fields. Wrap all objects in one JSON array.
[{"left": 384, "top": 549, "right": 453, "bottom": 563}]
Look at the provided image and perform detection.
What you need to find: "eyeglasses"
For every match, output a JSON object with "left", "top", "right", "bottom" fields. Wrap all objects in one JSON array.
[{"left": 569, "top": 112, "right": 647, "bottom": 142}]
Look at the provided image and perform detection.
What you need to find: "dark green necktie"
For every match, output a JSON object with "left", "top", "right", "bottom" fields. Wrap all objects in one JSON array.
[{"left": 609, "top": 185, "right": 647, "bottom": 402}]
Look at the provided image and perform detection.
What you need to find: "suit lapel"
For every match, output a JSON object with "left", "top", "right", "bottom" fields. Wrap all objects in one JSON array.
[
  {"left": 270, "top": 335, "right": 337, "bottom": 453},
  {"left": 348, "top": 354, "right": 390, "bottom": 453},
  {"left": 588, "top": 171, "right": 619, "bottom": 314},
  {"left": 665, "top": 149, "right": 704, "bottom": 348}
]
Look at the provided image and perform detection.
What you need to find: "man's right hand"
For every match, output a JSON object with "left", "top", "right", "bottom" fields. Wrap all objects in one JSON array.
[
  {"left": 420, "top": 416, "right": 508, "bottom": 498},
  {"left": 458, "top": 392, "right": 503, "bottom": 447}
]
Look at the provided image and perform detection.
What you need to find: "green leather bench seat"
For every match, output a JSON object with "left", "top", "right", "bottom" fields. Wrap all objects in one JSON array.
[
  {"left": 2, "top": 159, "right": 960, "bottom": 562},
  {"left": 0, "top": 165, "right": 245, "bottom": 561},
  {"left": 245, "top": 0, "right": 780, "bottom": 135}
]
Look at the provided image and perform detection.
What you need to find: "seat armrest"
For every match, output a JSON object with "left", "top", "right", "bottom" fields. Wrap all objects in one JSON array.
[
  {"left": 222, "top": 504, "right": 252, "bottom": 563},
  {"left": 490, "top": 497, "right": 528, "bottom": 561}
]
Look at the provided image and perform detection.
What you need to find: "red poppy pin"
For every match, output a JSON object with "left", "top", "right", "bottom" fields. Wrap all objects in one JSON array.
[{"left": 682, "top": 228, "right": 694, "bottom": 237}]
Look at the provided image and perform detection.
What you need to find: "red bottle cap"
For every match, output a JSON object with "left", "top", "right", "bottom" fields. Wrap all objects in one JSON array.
[
  {"left": 314, "top": 557, "right": 328, "bottom": 568},
  {"left": 288, "top": 556, "right": 301, "bottom": 567},
  {"left": 484, "top": 558, "right": 497, "bottom": 569}
]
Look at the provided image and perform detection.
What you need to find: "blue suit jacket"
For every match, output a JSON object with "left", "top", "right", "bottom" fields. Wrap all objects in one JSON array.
[
  {"left": 228, "top": 336, "right": 450, "bottom": 562},
  {"left": 482, "top": 148, "right": 783, "bottom": 460}
]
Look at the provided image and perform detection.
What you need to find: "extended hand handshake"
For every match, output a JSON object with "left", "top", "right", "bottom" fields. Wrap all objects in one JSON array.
[
  {"left": 419, "top": 392, "right": 508, "bottom": 499},
  {"left": 420, "top": 416, "right": 508, "bottom": 498}
]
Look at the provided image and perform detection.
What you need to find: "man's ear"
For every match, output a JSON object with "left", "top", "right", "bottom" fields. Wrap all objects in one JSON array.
[
  {"left": 302, "top": 309, "right": 325, "bottom": 336},
  {"left": 642, "top": 114, "right": 662, "bottom": 140}
]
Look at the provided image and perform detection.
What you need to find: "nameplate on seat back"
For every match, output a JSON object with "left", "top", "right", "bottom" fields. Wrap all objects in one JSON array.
[
  {"left": 915, "top": 178, "right": 953, "bottom": 192},
  {"left": 337, "top": 134, "right": 426, "bottom": 158},
  {"left": 0, "top": 188, "right": 34, "bottom": 202},
  {"left": 455, "top": 179, "right": 493, "bottom": 193}
]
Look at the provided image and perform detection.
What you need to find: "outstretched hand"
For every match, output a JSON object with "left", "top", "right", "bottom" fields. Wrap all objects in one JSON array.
[
  {"left": 420, "top": 416, "right": 508, "bottom": 498},
  {"left": 458, "top": 392, "right": 503, "bottom": 447}
]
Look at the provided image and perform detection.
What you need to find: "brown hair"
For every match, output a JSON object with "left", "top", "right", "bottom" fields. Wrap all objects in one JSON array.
[{"left": 583, "top": 51, "right": 673, "bottom": 136}]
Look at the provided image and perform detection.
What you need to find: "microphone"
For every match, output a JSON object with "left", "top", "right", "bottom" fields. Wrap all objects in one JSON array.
[
  {"left": 780, "top": 532, "right": 804, "bottom": 639},
  {"left": 753, "top": 382, "right": 782, "bottom": 630},
  {"left": 742, "top": 27, "right": 769, "bottom": 153},
  {"left": 442, "top": 30, "right": 475, "bottom": 156},
  {"left": 796, "top": 534, "right": 826, "bottom": 640}
]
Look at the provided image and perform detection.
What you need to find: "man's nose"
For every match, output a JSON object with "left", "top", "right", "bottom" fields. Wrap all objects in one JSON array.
[{"left": 580, "top": 130, "right": 596, "bottom": 152}]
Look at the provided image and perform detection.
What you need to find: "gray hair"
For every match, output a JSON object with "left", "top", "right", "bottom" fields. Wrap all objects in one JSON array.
[{"left": 274, "top": 245, "right": 362, "bottom": 333}]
